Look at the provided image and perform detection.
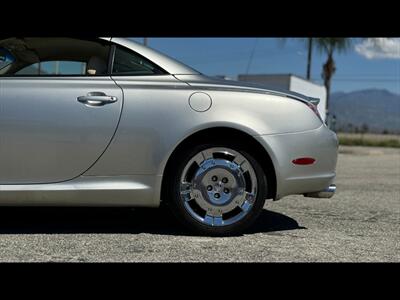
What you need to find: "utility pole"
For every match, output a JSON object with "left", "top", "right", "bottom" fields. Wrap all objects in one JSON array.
[
  {"left": 143, "top": 38, "right": 148, "bottom": 46},
  {"left": 306, "top": 38, "right": 313, "bottom": 80},
  {"left": 54, "top": 61, "right": 59, "bottom": 75}
]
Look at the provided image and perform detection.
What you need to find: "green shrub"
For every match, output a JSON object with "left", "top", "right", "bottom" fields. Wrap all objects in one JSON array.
[{"left": 339, "top": 137, "right": 400, "bottom": 148}]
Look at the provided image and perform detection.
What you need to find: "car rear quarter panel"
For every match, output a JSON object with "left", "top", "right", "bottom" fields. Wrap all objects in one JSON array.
[
  {"left": 85, "top": 75, "right": 323, "bottom": 179},
  {"left": 255, "top": 125, "right": 338, "bottom": 199}
]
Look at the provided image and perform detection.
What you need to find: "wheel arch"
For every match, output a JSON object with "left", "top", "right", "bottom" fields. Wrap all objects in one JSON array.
[{"left": 160, "top": 126, "right": 277, "bottom": 203}]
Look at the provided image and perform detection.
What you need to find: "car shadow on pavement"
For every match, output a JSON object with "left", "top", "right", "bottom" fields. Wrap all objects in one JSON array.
[{"left": 0, "top": 207, "right": 306, "bottom": 236}]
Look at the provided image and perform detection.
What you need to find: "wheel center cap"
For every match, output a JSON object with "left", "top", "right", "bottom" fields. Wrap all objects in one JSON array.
[
  {"left": 192, "top": 158, "right": 247, "bottom": 206},
  {"left": 214, "top": 182, "right": 223, "bottom": 192}
]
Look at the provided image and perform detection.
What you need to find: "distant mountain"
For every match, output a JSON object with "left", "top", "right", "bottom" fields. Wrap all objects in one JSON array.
[{"left": 330, "top": 89, "right": 400, "bottom": 134}]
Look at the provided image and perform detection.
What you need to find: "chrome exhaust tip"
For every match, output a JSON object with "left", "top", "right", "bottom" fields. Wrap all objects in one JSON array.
[{"left": 303, "top": 184, "right": 336, "bottom": 199}]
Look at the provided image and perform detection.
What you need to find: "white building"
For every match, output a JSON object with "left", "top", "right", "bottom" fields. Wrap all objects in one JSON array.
[{"left": 238, "top": 74, "right": 328, "bottom": 122}]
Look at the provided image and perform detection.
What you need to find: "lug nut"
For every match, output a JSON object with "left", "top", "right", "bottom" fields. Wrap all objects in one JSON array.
[
  {"left": 214, "top": 193, "right": 220, "bottom": 199},
  {"left": 207, "top": 185, "right": 213, "bottom": 191},
  {"left": 212, "top": 176, "right": 218, "bottom": 182},
  {"left": 222, "top": 177, "right": 228, "bottom": 183},
  {"left": 224, "top": 188, "right": 230, "bottom": 194}
]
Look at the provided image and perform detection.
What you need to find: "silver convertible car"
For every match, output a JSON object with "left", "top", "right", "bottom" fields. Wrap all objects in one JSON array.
[{"left": 0, "top": 37, "right": 338, "bottom": 235}]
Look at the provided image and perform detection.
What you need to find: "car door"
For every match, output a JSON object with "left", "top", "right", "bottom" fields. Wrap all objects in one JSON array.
[{"left": 0, "top": 38, "right": 123, "bottom": 184}]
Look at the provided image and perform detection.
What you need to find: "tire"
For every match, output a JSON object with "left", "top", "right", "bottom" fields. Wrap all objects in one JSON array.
[{"left": 165, "top": 139, "right": 268, "bottom": 236}]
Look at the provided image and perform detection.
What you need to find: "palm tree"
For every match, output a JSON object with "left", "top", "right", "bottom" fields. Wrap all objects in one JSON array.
[
  {"left": 313, "top": 38, "right": 353, "bottom": 113},
  {"left": 280, "top": 38, "right": 353, "bottom": 114}
]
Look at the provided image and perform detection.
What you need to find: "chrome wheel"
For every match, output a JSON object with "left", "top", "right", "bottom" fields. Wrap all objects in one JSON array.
[{"left": 180, "top": 147, "right": 258, "bottom": 227}]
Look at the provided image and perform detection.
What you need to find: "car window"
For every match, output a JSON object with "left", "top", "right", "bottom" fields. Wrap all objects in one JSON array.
[
  {"left": 0, "top": 47, "right": 15, "bottom": 71},
  {"left": 112, "top": 46, "right": 166, "bottom": 76},
  {"left": 15, "top": 61, "right": 87, "bottom": 75},
  {"left": 0, "top": 38, "right": 110, "bottom": 76}
]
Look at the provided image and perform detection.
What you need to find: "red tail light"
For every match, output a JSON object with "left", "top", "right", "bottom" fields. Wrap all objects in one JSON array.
[{"left": 292, "top": 157, "right": 316, "bottom": 165}]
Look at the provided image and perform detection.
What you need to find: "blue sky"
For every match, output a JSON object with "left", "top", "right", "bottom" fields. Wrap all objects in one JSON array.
[{"left": 132, "top": 38, "right": 400, "bottom": 94}]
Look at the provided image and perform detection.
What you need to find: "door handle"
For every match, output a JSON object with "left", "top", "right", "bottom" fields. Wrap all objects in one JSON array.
[{"left": 77, "top": 92, "right": 118, "bottom": 107}]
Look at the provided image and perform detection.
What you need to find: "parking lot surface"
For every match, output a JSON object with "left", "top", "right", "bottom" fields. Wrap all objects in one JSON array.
[{"left": 0, "top": 146, "right": 399, "bottom": 262}]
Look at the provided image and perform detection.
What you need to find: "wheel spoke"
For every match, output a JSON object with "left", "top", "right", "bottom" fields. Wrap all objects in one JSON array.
[
  {"left": 180, "top": 183, "right": 192, "bottom": 194},
  {"left": 241, "top": 200, "right": 252, "bottom": 212},
  {"left": 180, "top": 191, "right": 192, "bottom": 201},
  {"left": 240, "top": 161, "right": 251, "bottom": 173},
  {"left": 192, "top": 152, "right": 205, "bottom": 165},
  {"left": 245, "top": 192, "right": 256, "bottom": 203},
  {"left": 201, "top": 149, "right": 214, "bottom": 160},
  {"left": 203, "top": 214, "right": 224, "bottom": 226},
  {"left": 213, "top": 216, "right": 223, "bottom": 226},
  {"left": 204, "top": 215, "right": 214, "bottom": 225},
  {"left": 180, "top": 182, "right": 192, "bottom": 191},
  {"left": 233, "top": 156, "right": 246, "bottom": 166},
  {"left": 180, "top": 182, "right": 193, "bottom": 201}
]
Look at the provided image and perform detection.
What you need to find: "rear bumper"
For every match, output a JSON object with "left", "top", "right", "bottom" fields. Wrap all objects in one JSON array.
[{"left": 254, "top": 125, "right": 338, "bottom": 200}]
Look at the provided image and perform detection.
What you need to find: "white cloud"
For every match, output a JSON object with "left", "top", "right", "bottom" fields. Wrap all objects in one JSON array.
[{"left": 355, "top": 38, "right": 400, "bottom": 59}]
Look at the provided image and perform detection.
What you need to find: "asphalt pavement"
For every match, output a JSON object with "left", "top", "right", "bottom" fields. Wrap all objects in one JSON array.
[{"left": 0, "top": 146, "right": 398, "bottom": 262}]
